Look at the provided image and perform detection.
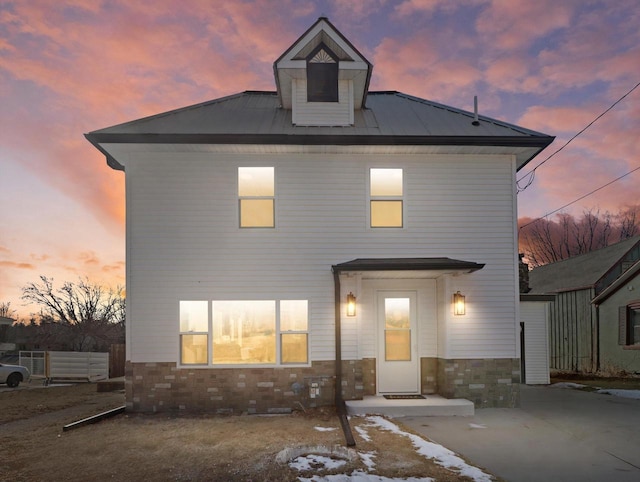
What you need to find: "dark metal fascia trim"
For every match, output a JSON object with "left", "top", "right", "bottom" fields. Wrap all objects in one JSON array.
[
  {"left": 85, "top": 133, "right": 554, "bottom": 148},
  {"left": 519, "top": 294, "right": 556, "bottom": 302},
  {"left": 332, "top": 260, "right": 485, "bottom": 273},
  {"left": 84, "top": 133, "right": 125, "bottom": 171}
]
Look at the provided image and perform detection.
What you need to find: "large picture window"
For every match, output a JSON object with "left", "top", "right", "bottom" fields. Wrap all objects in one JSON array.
[
  {"left": 212, "top": 300, "right": 276, "bottom": 364},
  {"left": 238, "top": 167, "right": 275, "bottom": 228},
  {"left": 179, "top": 299, "right": 309, "bottom": 365},
  {"left": 370, "top": 168, "right": 403, "bottom": 228}
]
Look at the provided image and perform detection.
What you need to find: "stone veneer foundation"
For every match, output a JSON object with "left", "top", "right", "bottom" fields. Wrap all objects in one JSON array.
[
  {"left": 125, "top": 360, "right": 364, "bottom": 413},
  {"left": 126, "top": 357, "right": 520, "bottom": 412},
  {"left": 437, "top": 358, "right": 521, "bottom": 408}
]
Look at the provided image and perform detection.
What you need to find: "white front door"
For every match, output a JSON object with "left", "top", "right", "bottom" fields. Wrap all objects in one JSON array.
[{"left": 377, "top": 291, "right": 419, "bottom": 394}]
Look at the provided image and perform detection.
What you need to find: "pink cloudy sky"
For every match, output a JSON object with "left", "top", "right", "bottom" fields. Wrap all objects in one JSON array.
[{"left": 1, "top": 0, "right": 639, "bottom": 318}]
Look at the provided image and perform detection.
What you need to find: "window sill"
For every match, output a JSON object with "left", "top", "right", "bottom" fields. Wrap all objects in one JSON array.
[
  {"left": 178, "top": 363, "right": 312, "bottom": 369},
  {"left": 623, "top": 345, "right": 640, "bottom": 350}
]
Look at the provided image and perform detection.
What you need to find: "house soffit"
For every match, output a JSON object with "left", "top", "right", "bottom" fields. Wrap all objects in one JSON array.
[
  {"left": 332, "top": 258, "right": 485, "bottom": 280},
  {"left": 293, "top": 32, "right": 352, "bottom": 61}
]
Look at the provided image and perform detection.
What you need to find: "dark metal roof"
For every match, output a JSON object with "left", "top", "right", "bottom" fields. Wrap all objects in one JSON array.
[
  {"left": 332, "top": 257, "right": 485, "bottom": 273},
  {"left": 591, "top": 261, "right": 640, "bottom": 305},
  {"left": 87, "top": 91, "right": 551, "bottom": 138},
  {"left": 86, "top": 91, "right": 554, "bottom": 171},
  {"left": 528, "top": 236, "right": 640, "bottom": 294}
]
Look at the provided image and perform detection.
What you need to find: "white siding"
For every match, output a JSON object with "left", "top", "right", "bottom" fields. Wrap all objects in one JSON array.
[
  {"left": 292, "top": 79, "right": 353, "bottom": 126},
  {"left": 120, "top": 151, "right": 519, "bottom": 363},
  {"left": 521, "top": 301, "right": 551, "bottom": 384}
]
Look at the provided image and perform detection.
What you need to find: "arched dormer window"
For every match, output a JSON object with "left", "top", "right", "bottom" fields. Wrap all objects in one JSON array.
[{"left": 306, "top": 44, "right": 338, "bottom": 102}]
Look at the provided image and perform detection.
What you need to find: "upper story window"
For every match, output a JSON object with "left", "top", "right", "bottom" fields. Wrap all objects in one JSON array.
[
  {"left": 238, "top": 167, "right": 275, "bottom": 228},
  {"left": 307, "top": 44, "right": 338, "bottom": 102},
  {"left": 370, "top": 168, "right": 403, "bottom": 228}
]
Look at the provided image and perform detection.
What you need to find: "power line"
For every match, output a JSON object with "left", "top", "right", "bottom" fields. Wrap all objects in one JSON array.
[
  {"left": 519, "top": 165, "right": 640, "bottom": 230},
  {"left": 517, "top": 80, "right": 640, "bottom": 193}
]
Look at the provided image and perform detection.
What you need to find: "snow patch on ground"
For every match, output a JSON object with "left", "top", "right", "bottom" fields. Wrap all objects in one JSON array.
[
  {"left": 314, "top": 426, "right": 338, "bottom": 432},
  {"left": 359, "top": 451, "right": 376, "bottom": 470},
  {"left": 596, "top": 389, "right": 640, "bottom": 400},
  {"left": 290, "top": 454, "right": 347, "bottom": 472},
  {"left": 354, "top": 425, "right": 371, "bottom": 442},
  {"left": 469, "top": 423, "right": 487, "bottom": 429},
  {"left": 298, "top": 472, "right": 434, "bottom": 481},
  {"left": 365, "top": 416, "right": 493, "bottom": 482},
  {"left": 550, "top": 382, "right": 587, "bottom": 389},
  {"left": 287, "top": 416, "right": 493, "bottom": 481},
  {"left": 551, "top": 383, "right": 640, "bottom": 400}
]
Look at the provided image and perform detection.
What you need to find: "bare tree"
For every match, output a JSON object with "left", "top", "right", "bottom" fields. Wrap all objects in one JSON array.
[
  {"left": 0, "top": 301, "right": 17, "bottom": 319},
  {"left": 519, "top": 205, "right": 640, "bottom": 267},
  {"left": 617, "top": 206, "right": 639, "bottom": 240},
  {"left": 21, "top": 277, "right": 125, "bottom": 351}
]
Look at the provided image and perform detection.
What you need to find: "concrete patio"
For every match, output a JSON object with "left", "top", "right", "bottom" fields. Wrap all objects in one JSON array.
[{"left": 346, "top": 394, "right": 474, "bottom": 417}]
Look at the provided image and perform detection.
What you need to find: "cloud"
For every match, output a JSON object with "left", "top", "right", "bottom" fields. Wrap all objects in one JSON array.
[
  {"left": 102, "top": 261, "right": 126, "bottom": 274},
  {"left": 476, "top": 0, "right": 574, "bottom": 51},
  {"left": 394, "top": 0, "right": 484, "bottom": 17},
  {"left": 29, "top": 253, "right": 50, "bottom": 262},
  {"left": 0, "top": 261, "right": 35, "bottom": 270},
  {"left": 371, "top": 32, "right": 482, "bottom": 102},
  {"left": 79, "top": 251, "right": 100, "bottom": 266},
  {"left": 331, "top": 0, "right": 387, "bottom": 20}
]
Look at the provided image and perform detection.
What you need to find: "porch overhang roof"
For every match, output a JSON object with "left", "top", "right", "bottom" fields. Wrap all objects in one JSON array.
[{"left": 332, "top": 257, "right": 484, "bottom": 278}]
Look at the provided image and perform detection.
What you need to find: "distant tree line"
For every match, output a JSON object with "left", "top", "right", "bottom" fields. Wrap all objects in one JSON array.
[
  {"left": 519, "top": 205, "right": 639, "bottom": 268},
  {"left": 1, "top": 277, "right": 125, "bottom": 352}
]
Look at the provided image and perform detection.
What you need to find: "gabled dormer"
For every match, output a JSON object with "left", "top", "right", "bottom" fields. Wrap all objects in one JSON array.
[{"left": 274, "top": 17, "right": 372, "bottom": 126}]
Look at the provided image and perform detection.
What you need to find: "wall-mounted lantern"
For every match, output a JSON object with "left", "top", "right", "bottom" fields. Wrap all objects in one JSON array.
[
  {"left": 453, "top": 291, "right": 466, "bottom": 316},
  {"left": 346, "top": 292, "right": 356, "bottom": 317}
]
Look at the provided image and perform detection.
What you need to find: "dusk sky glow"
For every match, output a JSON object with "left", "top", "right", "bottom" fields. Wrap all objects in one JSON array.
[{"left": 1, "top": 0, "right": 638, "bottom": 318}]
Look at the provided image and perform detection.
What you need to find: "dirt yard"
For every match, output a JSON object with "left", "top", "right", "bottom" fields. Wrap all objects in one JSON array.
[{"left": 0, "top": 382, "right": 492, "bottom": 481}]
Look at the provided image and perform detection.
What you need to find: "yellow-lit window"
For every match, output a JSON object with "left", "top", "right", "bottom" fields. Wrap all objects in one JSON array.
[
  {"left": 179, "top": 299, "right": 309, "bottom": 366},
  {"left": 370, "top": 168, "right": 403, "bottom": 227},
  {"left": 280, "top": 300, "right": 308, "bottom": 364},
  {"left": 179, "top": 301, "right": 209, "bottom": 364},
  {"left": 212, "top": 300, "right": 276, "bottom": 364},
  {"left": 238, "top": 167, "right": 275, "bottom": 228}
]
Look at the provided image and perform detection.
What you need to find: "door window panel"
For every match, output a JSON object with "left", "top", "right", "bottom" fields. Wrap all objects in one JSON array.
[{"left": 384, "top": 297, "right": 411, "bottom": 361}]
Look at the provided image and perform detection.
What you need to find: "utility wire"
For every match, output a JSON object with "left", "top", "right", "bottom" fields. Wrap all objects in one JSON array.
[
  {"left": 519, "top": 165, "right": 640, "bottom": 230},
  {"left": 517, "top": 81, "right": 640, "bottom": 193}
]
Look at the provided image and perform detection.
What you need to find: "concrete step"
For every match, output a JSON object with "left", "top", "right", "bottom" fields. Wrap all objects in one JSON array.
[{"left": 345, "top": 395, "right": 474, "bottom": 417}]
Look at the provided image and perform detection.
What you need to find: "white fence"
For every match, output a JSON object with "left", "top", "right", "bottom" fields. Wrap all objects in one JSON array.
[
  {"left": 19, "top": 351, "right": 109, "bottom": 382},
  {"left": 19, "top": 351, "right": 46, "bottom": 377}
]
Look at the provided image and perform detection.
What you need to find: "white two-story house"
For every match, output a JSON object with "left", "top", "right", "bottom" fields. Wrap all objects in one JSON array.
[{"left": 86, "top": 18, "right": 553, "bottom": 413}]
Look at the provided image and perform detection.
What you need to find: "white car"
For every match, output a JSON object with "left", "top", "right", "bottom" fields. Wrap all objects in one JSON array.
[{"left": 0, "top": 363, "right": 31, "bottom": 388}]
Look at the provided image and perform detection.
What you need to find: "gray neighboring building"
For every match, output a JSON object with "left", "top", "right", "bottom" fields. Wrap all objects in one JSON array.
[{"left": 529, "top": 236, "right": 640, "bottom": 374}]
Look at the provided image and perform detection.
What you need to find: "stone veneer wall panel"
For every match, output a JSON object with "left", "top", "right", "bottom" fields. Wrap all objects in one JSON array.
[
  {"left": 420, "top": 357, "right": 437, "bottom": 394},
  {"left": 125, "top": 360, "right": 365, "bottom": 413},
  {"left": 361, "top": 358, "right": 376, "bottom": 395},
  {"left": 437, "top": 358, "right": 520, "bottom": 408}
]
